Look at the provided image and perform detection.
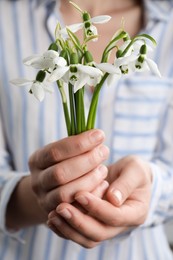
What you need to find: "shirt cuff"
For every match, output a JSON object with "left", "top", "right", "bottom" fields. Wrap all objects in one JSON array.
[
  {"left": 0, "top": 172, "right": 29, "bottom": 242},
  {"left": 142, "top": 162, "right": 163, "bottom": 227}
]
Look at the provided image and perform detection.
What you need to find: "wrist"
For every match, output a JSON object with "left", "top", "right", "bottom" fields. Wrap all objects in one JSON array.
[{"left": 6, "top": 175, "right": 47, "bottom": 231}]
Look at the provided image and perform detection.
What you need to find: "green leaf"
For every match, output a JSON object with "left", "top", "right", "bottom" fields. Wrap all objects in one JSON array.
[
  {"left": 135, "top": 34, "right": 157, "bottom": 46},
  {"left": 66, "top": 28, "right": 83, "bottom": 53}
]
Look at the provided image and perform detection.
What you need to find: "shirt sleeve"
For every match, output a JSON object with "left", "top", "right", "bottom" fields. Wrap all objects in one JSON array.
[
  {"left": 0, "top": 115, "right": 29, "bottom": 240},
  {"left": 143, "top": 96, "right": 173, "bottom": 227}
]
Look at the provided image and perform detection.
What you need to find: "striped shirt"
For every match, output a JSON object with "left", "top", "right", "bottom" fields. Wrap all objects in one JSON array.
[{"left": 0, "top": 0, "right": 173, "bottom": 259}]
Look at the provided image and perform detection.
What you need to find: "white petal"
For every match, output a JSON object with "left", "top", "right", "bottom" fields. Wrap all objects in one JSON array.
[
  {"left": 31, "top": 58, "right": 54, "bottom": 70},
  {"left": 10, "top": 78, "right": 32, "bottom": 87},
  {"left": 43, "top": 50, "right": 59, "bottom": 59},
  {"left": 73, "top": 74, "right": 89, "bottom": 92},
  {"left": 77, "top": 65, "right": 103, "bottom": 77},
  {"left": 114, "top": 54, "right": 137, "bottom": 67},
  {"left": 31, "top": 82, "right": 45, "bottom": 102},
  {"left": 48, "top": 66, "right": 69, "bottom": 82},
  {"left": 145, "top": 58, "right": 161, "bottom": 77},
  {"left": 107, "top": 73, "right": 121, "bottom": 86},
  {"left": 23, "top": 55, "right": 41, "bottom": 66},
  {"left": 90, "top": 15, "right": 111, "bottom": 24},
  {"left": 54, "top": 57, "right": 67, "bottom": 67},
  {"left": 96, "top": 63, "right": 120, "bottom": 74},
  {"left": 65, "top": 23, "right": 84, "bottom": 33},
  {"left": 89, "top": 25, "right": 98, "bottom": 38},
  {"left": 42, "top": 83, "right": 54, "bottom": 93}
]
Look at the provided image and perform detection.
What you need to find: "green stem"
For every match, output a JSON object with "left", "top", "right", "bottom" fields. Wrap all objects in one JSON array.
[
  {"left": 86, "top": 73, "right": 109, "bottom": 130},
  {"left": 57, "top": 81, "right": 71, "bottom": 136},
  {"left": 74, "top": 88, "right": 86, "bottom": 134},
  {"left": 68, "top": 83, "right": 76, "bottom": 135}
]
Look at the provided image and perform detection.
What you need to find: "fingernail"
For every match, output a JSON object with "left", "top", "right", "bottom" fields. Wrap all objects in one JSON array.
[
  {"left": 98, "top": 145, "right": 109, "bottom": 159},
  {"left": 90, "top": 130, "right": 104, "bottom": 143},
  {"left": 58, "top": 209, "right": 72, "bottom": 219},
  {"left": 111, "top": 189, "right": 122, "bottom": 204},
  {"left": 75, "top": 195, "right": 89, "bottom": 205}
]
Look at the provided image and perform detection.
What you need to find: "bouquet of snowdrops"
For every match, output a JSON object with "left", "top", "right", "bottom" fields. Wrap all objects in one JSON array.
[{"left": 11, "top": 1, "right": 160, "bottom": 136}]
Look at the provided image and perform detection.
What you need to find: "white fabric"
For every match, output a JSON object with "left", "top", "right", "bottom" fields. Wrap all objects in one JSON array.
[{"left": 0, "top": 0, "right": 173, "bottom": 259}]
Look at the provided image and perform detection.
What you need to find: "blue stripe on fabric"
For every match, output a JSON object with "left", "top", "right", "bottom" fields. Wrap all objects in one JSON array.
[
  {"left": 115, "top": 113, "right": 159, "bottom": 120},
  {"left": 127, "top": 236, "right": 133, "bottom": 260},
  {"left": 140, "top": 231, "right": 149, "bottom": 260},
  {"left": 154, "top": 22, "right": 168, "bottom": 65},
  {"left": 43, "top": 229, "right": 53, "bottom": 260},
  {"left": 113, "top": 149, "right": 152, "bottom": 156},
  {"left": 117, "top": 96, "right": 165, "bottom": 103},
  {"left": 27, "top": 227, "right": 37, "bottom": 260},
  {"left": 0, "top": 2, "right": 14, "bottom": 153},
  {"left": 12, "top": 1, "right": 29, "bottom": 171},
  {"left": 108, "top": 80, "right": 121, "bottom": 164},
  {"left": 124, "top": 79, "right": 173, "bottom": 88},
  {"left": 14, "top": 230, "right": 26, "bottom": 260},
  {"left": 28, "top": 0, "right": 37, "bottom": 51},
  {"left": 0, "top": 236, "right": 9, "bottom": 260},
  {"left": 150, "top": 227, "right": 162, "bottom": 260},
  {"left": 114, "top": 243, "right": 120, "bottom": 260},
  {"left": 45, "top": 4, "right": 64, "bottom": 139},
  {"left": 0, "top": 176, "right": 6, "bottom": 185},
  {"left": 113, "top": 131, "right": 156, "bottom": 138},
  {"left": 97, "top": 243, "right": 105, "bottom": 260},
  {"left": 77, "top": 248, "right": 86, "bottom": 260},
  {"left": 60, "top": 239, "right": 68, "bottom": 260}
]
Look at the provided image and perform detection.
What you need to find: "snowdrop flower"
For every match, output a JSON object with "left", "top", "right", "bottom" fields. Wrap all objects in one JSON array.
[
  {"left": 132, "top": 44, "right": 161, "bottom": 77},
  {"left": 23, "top": 50, "right": 67, "bottom": 72},
  {"left": 49, "top": 62, "right": 103, "bottom": 92},
  {"left": 10, "top": 71, "right": 53, "bottom": 102},
  {"left": 60, "top": 13, "right": 111, "bottom": 40},
  {"left": 96, "top": 62, "right": 122, "bottom": 85}
]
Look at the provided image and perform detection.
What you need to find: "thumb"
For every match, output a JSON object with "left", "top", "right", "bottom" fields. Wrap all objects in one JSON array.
[{"left": 106, "top": 163, "right": 145, "bottom": 206}]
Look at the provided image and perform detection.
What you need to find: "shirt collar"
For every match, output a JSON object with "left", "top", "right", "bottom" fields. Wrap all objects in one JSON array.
[{"left": 144, "top": 0, "right": 172, "bottom": 22}]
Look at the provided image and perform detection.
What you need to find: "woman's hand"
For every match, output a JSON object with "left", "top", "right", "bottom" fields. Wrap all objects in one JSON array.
[
  {"left": 6, "top": 129, "right": 109, "bottom": 230},
  {"left": 47, "top": 155, "right": 152, "bottom": 248},
  {"left": 29, "top": 129, "right": 109, "bottom": 214}
]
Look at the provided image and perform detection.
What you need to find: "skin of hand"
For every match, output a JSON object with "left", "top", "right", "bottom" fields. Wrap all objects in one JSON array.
[
  {"left": 29, "top": 129, "right": 109, "bottom": 214},
  {"left": 6, "top": 129, "right": 109, "bottom": 230},
  {"left": 47, "top": 155, "right": 152, "bottom": 248}
]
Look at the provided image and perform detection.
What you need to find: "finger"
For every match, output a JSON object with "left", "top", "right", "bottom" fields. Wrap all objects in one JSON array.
[
  {"left": 91, "top": 180, "right": 109, "bottom": 198},
  {"left": 44, "top": 165, "right": 108, "bottom": 211},
  {"left": 29, "top": 129, "right": 105, "bottom": 170},
  {"left": 107, "top": 157, "right": 151, "bottom": 206},
  {"left": 54, "top": 203, "right": 125, "bottom": 243},
  {"left": 75, "top": 191, "right": 146, "bottom": 226},
  {"left": 40, "top": 144, "right": 109, "bottom": 190},
  {"left": 47, "top": 213, "right": 100, "bottom": 248}
]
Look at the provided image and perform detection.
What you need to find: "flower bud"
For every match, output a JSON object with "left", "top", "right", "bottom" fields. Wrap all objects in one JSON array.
[
  {"left": 116, "top": 49, "right": 123, "bottom": 58},
  {"left": 48, "top": 42, "right": 58, "bottom": 51},
  {"left": 60, "top": 50, "right": 68, "bottom": 60},
  {"left": 70, "top": 52, "right": 79, "bottom": 64},
  {"left": 82, "top": 12, "right": 91, "bottom": 22},
  {"left": 36, "top": 70, "right": 46, "bottom": 82},
  {"left": 84, "top": 51, "right": 93, "bottom": 63},
  {"left": 140, "top": 44, "right": 147, "bottom": 55}
]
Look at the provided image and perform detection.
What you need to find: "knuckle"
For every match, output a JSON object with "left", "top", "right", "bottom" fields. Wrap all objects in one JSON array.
[
  {"left": 49, "top": 146, "right": 62, "bottom": 162},
  {"left": 57, "top": 187, "right": 68, "bottom": 202},
  {"left": 53, "top": 165, "right": 67, "bottom": 185},
  {"left": 87, "top": 149, "right": 99, "bottom": 166},
  {"left": 73, "top": 138, "right": 86, "bottom": 152}
]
